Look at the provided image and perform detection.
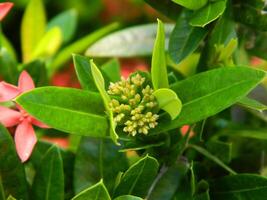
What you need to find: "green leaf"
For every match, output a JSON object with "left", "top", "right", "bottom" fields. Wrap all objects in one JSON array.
[
  {"left": 101, "top": 59, "right": 121, "bottom": 83},
  {"left": 188, "top": 144, "right": 236, "bottom": 175},
  {"left": 190, "top": 1, "right": 226, "bottom": 27},
  {"left": 153, "top": 88, "right": 182, "bottom": 120},
  {"left": 86, "top": 23, "right": 174, "bottom": 58},
  {"left": 22, "top": 59, "right": 48, "bottom": 87},
  {"left": 1, "top": 33, "right": 17, "bottom": 61},
  {"left": 216, "top": 129, "right": 267, "bottom": 140},
  {"left": 47, "top": 9, "right": 77, "bottom": 43},
  {"left": 0, "top": 47, "right": 19, "bottom": 84},
  {"left": 74, "top": 138, "right": 128, "bottom": 194},
  {"left": 6, "top": 195, "right": 16, "bottom": 200},
  {"left": 72, "top": 180, "right": 111, "bottom": 200},
  {"left": 237, "top": 97, "right": 267, "bottom": 112},
  {"left": 21, "top": 0, "right": 46, "bottom": 62},
  {"left": 114, "top": 195, "right": 143, "bottom": 200},
  {"left": 32, "top": 146, "right": 64, "bottom": 200},
  {"left": 144, "top": 0, "right": 182, "bottom": 20},
  {"left": 114, "top": 155, "right": 159, "bottom": 198},
  {"left": 147, "top": 162, "right": 188, "bottom": 200},
  {"left": 32, "top": 27, "right": 62, "bottom": 59},
  {"left": 73, "top": 54, "right": 97, "bottom": 91},
  {"left": 0, "top": 124, "right": 29, "bottom": 200},
  {"left": 210, "top": 174, "right": 267, "bottom": 200},
  {"left": 152, "top": 67, "right": 266, "bottom": 134},
  {"left": 50, "top": 22, "right": 120, "bottom": 72},
  {"left": 172, "top": 0, "right": 208, "bottom": 10},
  {"left": 169, "top": 13, "right": 208, "bottom": 64},
  {"left": 91, "top": 60, "right": 119, "bottom": 145},
  {"left": 15, "top": 87, "right": 109, "bottom": 137},
  {"left": 206, "top": 140, "right": 232, "bottom": 163},
  {"left": 151, "top": 19, "right": 169, "bottom": 90}
]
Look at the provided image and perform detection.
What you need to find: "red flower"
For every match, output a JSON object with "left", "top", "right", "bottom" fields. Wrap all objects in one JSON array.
[{"left": 0, "top": 2, "right": 13, "bottom": 21}]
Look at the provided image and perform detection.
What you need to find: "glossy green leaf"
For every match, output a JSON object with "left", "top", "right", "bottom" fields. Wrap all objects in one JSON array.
[
  {"left": 190, "top": 1, "right": 226, "bottom": 27},
  {"left": 237, "top": 97, "right": 267, "bottom": 112},
  {"left": 90, "top": 60, "right": 119, "bottom": 144},
  {"left": 169, "top": 13, "right": 208, "bottom": 64},
  {"left": 144, "top": 0, "right": 181, "bottom": 20},
  {"left": 47, "top": 9, "right": 77, "bottom": 43},
  {"left": 114, "top": 155, "right": 159, "bottom": 198},
  {"left": 114, "top": 195, "right": 143, "bottom": 200},
  {"left": 90, "top": 60, "right": 111, "bottom": 109},
  {"left": 32, "top": 27, "right": 62, "bottom": 59},
  {"left": 152, "top": 67, "right": 266, "bottom": 134},
  {"left": 21, "top": 0, "right": 46, "bottom": 62},
  {"left": 72, "top": 180, "right": 111, "bottom": 200},
  {"left": 16, "top": 87, "right": 109, "bottom": 137},
  {"left": 210, "top": 174, "right": 267, "bottom": 200},
  {"left": 153, "top": 88, "right": 182, "bottom": 120},
  {"left": 151, "top": 19, "right": 169, "bottom": 90},
  {"left": 73, "top": 54, "right": 97, "bottom": 91},
  {"left": 51, "top": 22, "right": 120, "bottom": 71},
  {"left": 172, "top": 0, "right": 208, "bottom": 10},
  {"left": 32, "top": 146, "right": 64, "bottom": 200},
  {"left": 86, "top": 23, "right": 174, "bottom": 58},
  {"left": 0, "top": 47, "right": 19, "bottom": 84},
  {"left": 0, "top": 124, "right": 29, "bottom": 200},
  {"left": 188, "top": 144, "right": 236, "bottom": 174},
  {"left": 101, "top": 59, "right": 121, "bottom": 83},
  {"left": 74, "top": 138, "right": 128, "bottom": 194}
]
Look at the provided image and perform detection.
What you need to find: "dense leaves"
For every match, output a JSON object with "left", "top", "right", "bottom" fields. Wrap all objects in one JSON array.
[{"left": 0, "top": 125, "right": 29, "bottom": 200}]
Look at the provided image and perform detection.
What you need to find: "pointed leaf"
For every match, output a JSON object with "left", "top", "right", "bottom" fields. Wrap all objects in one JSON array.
[
  {"left": 32, "top": 27, "right": 62, "bottom": 59},
  {"left": 32, "top": 146, "right": 64, "bottom": 200},
  {"left": 151, "top": 19, "right": 169, "bottom": 90},
  {"left": 114, "top": 155, "right": 159, "bottom": 198},
  {"left": 47, "top": 9, "right": 77, "bottom": 43},
  {"left": 0, "top": 124, "right": 29, "bottom": 200},
  {"left": 86, "top": 23, "right": 174, "bottom": 58},
  {"left": 91, "top": 60, "right": 119, "bottom": 144},
  {"left": 237, "top": 97, "right": 267, "bottom": 112},
  {"left": 152, "top": 67, "right": 266, "bottom": 134},
  {"left": 73, "top": 54, "right": 98, "bottom": 91},
  {"left": 153, "top": 88, "right": 182, "bottom": 120},
  {"left": 72, "top": 180, "right": 111, "bottom": 200},
  {"left": 169, "top": 14, "right": 208, "bottom": 64},
  {"left": 21, "top": 0, "right": 46, "bottom": 62},
  {"left": 15, "top": 87, "right": 109, "bottom": 137},
  {"left": 190, "top": 1, "right": 226, "bottom": 27}
]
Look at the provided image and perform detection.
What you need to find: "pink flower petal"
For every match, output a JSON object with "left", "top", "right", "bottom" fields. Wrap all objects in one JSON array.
[
  {"left": 15, "top": 120, "right": 37, "bottom": 162},
  {"left": 0, "top": 82, "right": 20, "bottom": 102},
  {"left": 0, "top": 106, "right": 21, "bottom": 127},
  {"left": 0, "top": 2, "right": 13, "bottom": 21},
  {"left": 31, "top": 118, "right": 50, "bottom": 128},
  {"left": 18, "top": 71, "right": 35, "bottom": 92}
]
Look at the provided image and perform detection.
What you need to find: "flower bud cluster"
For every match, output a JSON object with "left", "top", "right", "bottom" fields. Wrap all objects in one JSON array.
[{"left": 108, "top": 74, "right": 159, "bottom": 136}]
